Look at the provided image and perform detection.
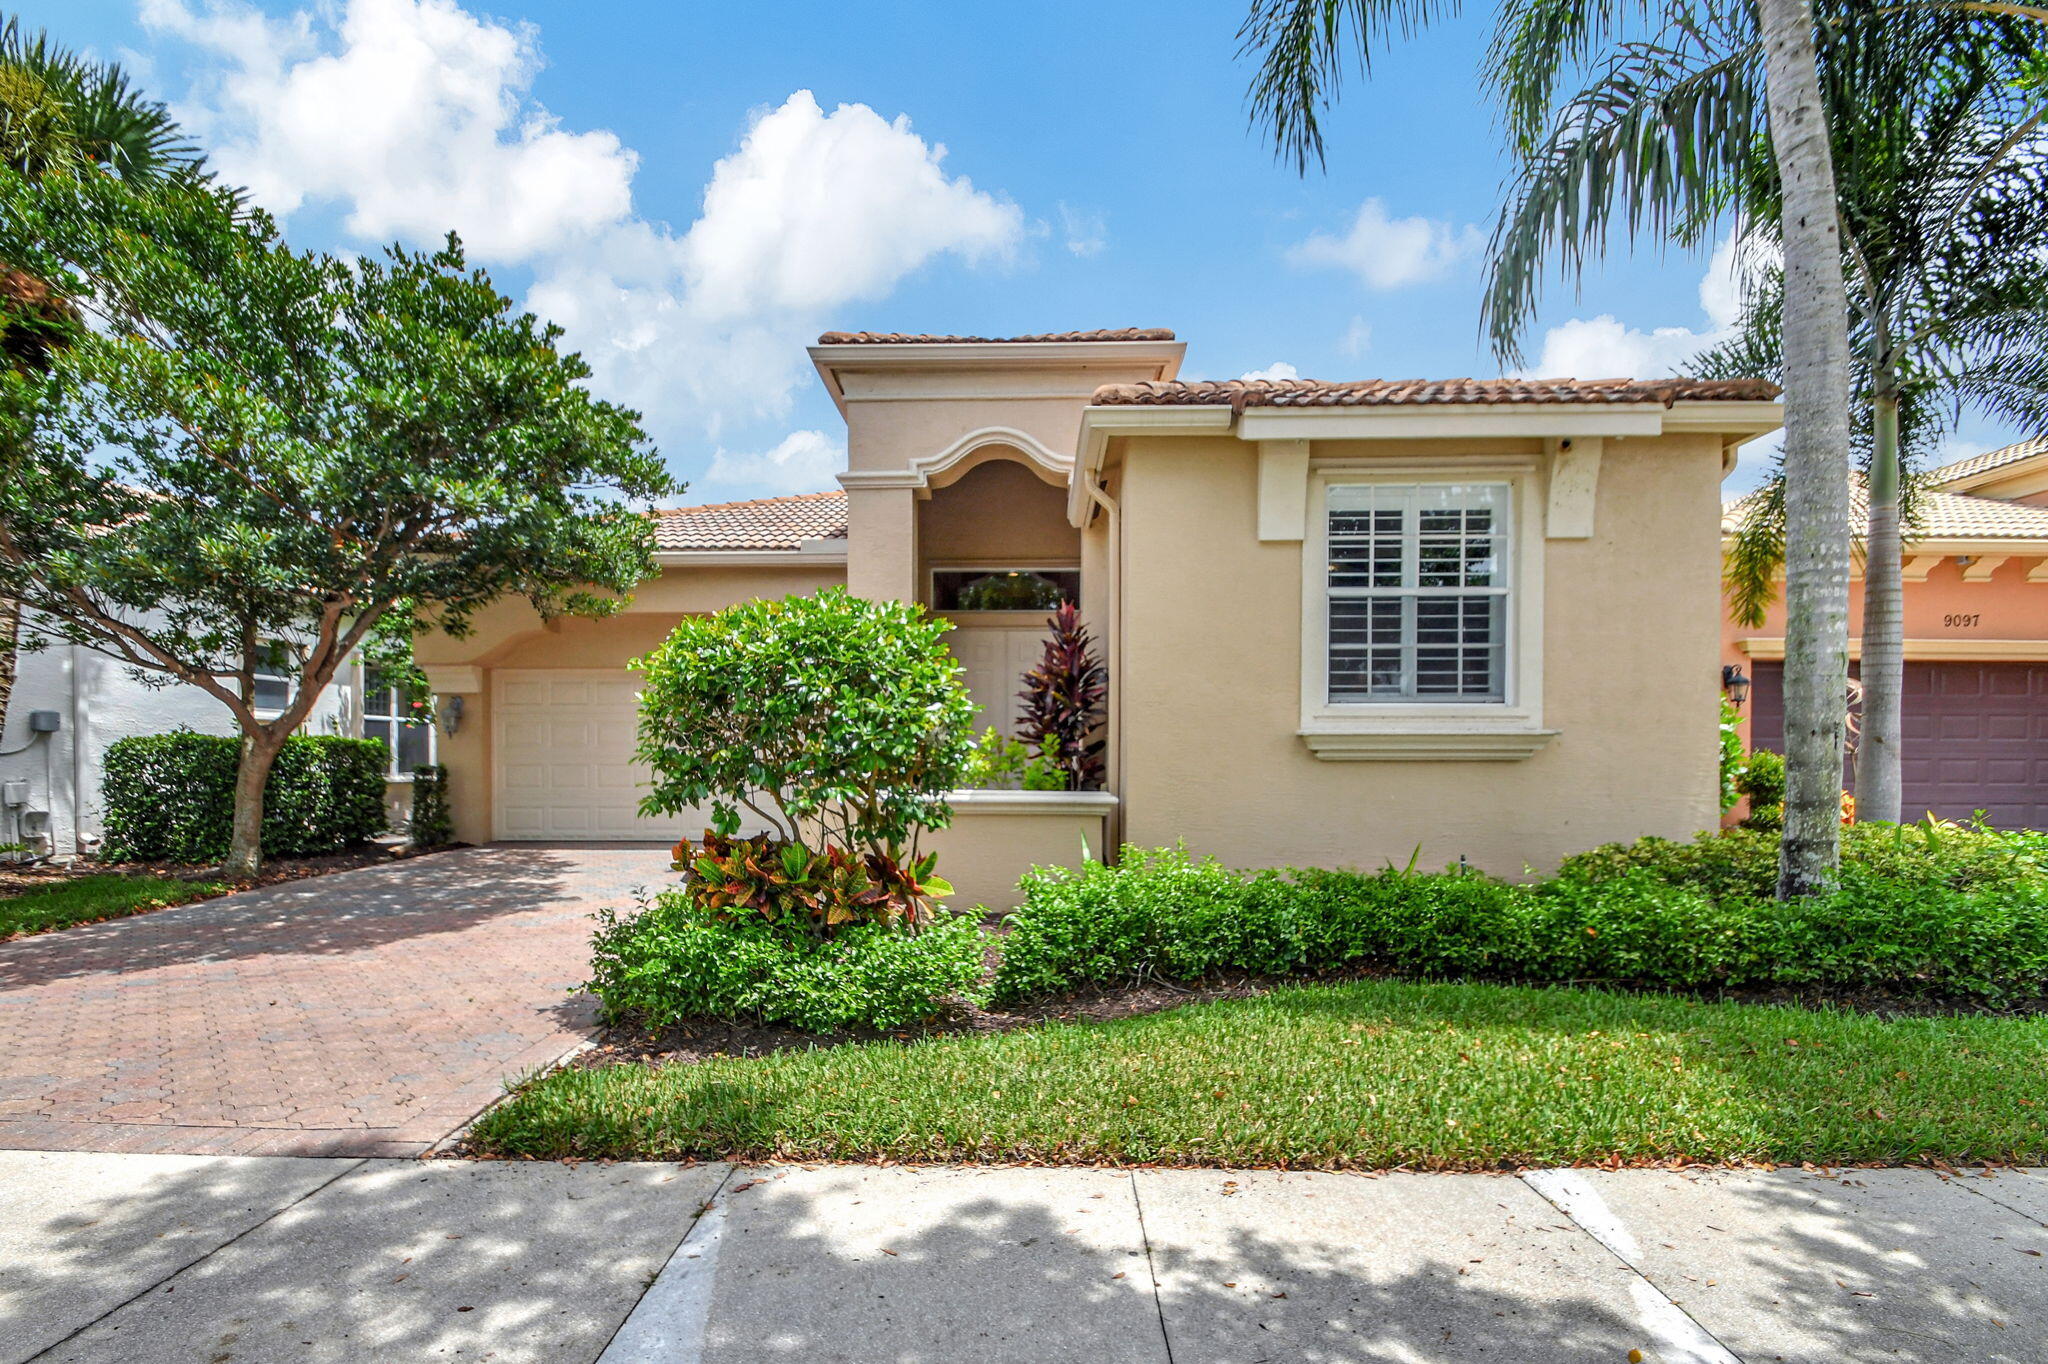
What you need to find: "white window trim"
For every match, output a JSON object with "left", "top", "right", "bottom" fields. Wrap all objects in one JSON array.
[
  {"left": 1298, "top": 462, "right": 1556, "bottom": 761},
  {"left": 251, "top": 645, "right": 294, "bottom": 723},
  {"left": 361, "top": 668, "right": 436, "bottom": 781}
]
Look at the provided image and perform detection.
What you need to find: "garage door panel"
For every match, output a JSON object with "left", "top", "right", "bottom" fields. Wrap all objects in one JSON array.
[
  {"left": 1751, "top": 661, "right": 2048, "bottom": 829},
  {"left": 491, "top": 669, "right": 706, "bottom": 841}
]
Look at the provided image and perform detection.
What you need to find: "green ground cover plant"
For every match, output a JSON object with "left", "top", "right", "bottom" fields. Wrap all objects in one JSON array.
[
  {"left": 470, "top": 978, "right": 2048, "bottom": 1167},
  {"left": 587, "top": 892, "right": 988, "bottom": 1033},
  {"left": 1, "top": 873, "right": 227, "bottom": 938}
]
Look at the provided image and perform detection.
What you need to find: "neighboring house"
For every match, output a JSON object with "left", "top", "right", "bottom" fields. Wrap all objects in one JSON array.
[
  {"left": 1723, "top": 436, "right": 2048, "bottom": 829},
  {"left": 0, "top": 621, "right": 428, "bottom": 858},
  {"left": 417, "top": 328, "right": 1781, "bottom": 904}
]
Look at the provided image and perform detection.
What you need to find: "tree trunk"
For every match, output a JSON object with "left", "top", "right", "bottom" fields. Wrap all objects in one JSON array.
[
  {"left": 0, "top": 597, "right": 18, "bottom": 742},
  {"left": 1757, "top": 0, "right": 1855, "bottom": 898},
  {"left": 222, "top": 728, "right": 285, "bottom": 881},
  {"left": 1854, "top": 389, "right": 1904, "bottom": 824}
]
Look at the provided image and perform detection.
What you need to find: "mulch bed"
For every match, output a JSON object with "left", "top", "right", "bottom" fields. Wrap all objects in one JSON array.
[
  {"left": 0, "top": 841, "right": 464, "bottom": 900},
  {"left": 575, "top": 970, "right": 2048, "bottom": 1076}
]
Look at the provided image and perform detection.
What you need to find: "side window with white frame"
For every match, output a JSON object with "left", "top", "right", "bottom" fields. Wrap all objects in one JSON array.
[
  {"left": 1324, "top": 482, "right": 1511, "bottom": 705},
  {"left": 363, "top": 667, "right": 435, "bottom": 777},
  {"left": 252, "top": 643, "right": 294, "bottom": 715}
]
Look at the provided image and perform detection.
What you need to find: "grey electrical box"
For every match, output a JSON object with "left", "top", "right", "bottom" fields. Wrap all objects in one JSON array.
[
  {"left": 1, "top": 781, "right": 27, "bottom": 807},
  {"left": 27, "top": 710, "right": 60, "bottom": 733}
]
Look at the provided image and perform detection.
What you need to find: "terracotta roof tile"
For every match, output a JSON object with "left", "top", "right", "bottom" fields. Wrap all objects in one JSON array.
[
  {"left": 650, "top": 491, "right": 847, "bottom": 552},
  {"left": 1722, "top": 479, "right": 2048, "bottom": 541},
  {"left": 1925, "top": 435, "right": 2048, "bottom": 488},
  {"left": 1091, "top": 376, "right": 1780, "bottom": 408},
  {"left": 817, "top": 328, "right": 1176, "bottom": 345}
]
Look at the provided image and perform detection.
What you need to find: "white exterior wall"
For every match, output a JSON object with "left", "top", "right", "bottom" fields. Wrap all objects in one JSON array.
[{"left": 0, "top": 615, "right": 354, "bottom": 859}]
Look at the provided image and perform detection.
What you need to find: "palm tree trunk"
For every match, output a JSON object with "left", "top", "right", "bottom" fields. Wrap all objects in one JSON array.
[
  {"left": 1854, "top": 388, "right": 1905, "bottom": 824},
  {"left": 1758, "top": 0, "right": 1855, "bottom": 898}
]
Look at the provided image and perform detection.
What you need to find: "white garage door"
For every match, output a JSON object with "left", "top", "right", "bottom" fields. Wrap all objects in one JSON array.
[{"left": 493, "top": 669, "right": 699, "bottom": 841}]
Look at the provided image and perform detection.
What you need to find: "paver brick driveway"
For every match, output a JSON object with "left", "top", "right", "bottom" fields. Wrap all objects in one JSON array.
[{"left": 0, "top": 844, "right": 675, "bottom": 1157}]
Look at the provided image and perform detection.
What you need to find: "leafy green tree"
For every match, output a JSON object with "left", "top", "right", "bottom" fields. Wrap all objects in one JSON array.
[
  {"left": 1706, "top": 19, "right": 2048, "bottom": 822},
  {"left": 0, "top": 169, "right": 675, "bottom": 878},
  {"left": 634, "top": 588, "right": 978, "bottom": 858},
  {"left": 0, "top": 17, "right": 205, "bottom": 742}
]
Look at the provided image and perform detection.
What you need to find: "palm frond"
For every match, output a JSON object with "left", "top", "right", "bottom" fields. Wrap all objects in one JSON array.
[{"left": 1238, "top": 0, "right": 1466, "bottom": 172}]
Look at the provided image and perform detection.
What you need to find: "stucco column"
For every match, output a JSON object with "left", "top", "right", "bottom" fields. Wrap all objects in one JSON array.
[{"left": 844, "top": 484, "right": 920, "bottom": 603}]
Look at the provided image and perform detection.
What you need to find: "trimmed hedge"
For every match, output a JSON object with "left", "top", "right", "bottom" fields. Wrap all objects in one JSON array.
[
  {"left": 102, "top": 733, "right": 389, "bottom": 863},
  {"left": 992, "top": 829, "right": 2048, "bottom": 1006}
]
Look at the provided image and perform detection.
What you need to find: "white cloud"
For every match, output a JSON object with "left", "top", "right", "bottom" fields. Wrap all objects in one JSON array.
[
  {"left": 1524, "top": 235, "right": 1759, "bottom": 379},
  {"left": 703, "top": 429, "right": 844, "bottom": 494},
  {"left": 144, "top": 0, "right": 636, "bottom": 260},
  {"left": 1058, "top": 202, "right": 1107, "bottom": 257},
  {"left": 1239, "top": 361, "right": 1300, "bottom": 382},
  {"left": 678, "top": 91, "right": 1022, "bottom": 321},
  {"left": 1288, "top": 199, "right": 1483, "bottom": 289},
  {"left": 146, "top": 0, "right": 1029, "bottom": 480}
]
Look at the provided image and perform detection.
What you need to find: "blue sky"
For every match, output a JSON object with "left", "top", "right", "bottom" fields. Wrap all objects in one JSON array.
[{"left": 38, "top": 0, "right": 2028, "bottom": 500}]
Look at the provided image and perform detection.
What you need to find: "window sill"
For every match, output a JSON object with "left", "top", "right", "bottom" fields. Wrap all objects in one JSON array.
[{"left": 1299, "top": 727, "right": 1558, "bottom": 762}]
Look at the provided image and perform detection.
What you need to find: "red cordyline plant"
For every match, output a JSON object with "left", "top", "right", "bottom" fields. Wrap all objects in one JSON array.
[{"left": 1016, "top": 601, "right": 1107, "bottom": 791}]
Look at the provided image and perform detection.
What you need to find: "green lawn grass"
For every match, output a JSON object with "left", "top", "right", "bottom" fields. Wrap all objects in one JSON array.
[
  {"left": 471, "top": 980, "right": 2048, "bottom": 1168},
  {"left": 0, "top": 874, "right": 228, "bottom": 939}
]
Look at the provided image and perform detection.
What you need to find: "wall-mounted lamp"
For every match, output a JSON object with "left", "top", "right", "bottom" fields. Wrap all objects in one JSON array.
[
  {"left": 1721, "top": 664, "right": 1752, "bottom": 709},
  {"left": 440, "top": 694, "right": 465, "bottom": 737}
]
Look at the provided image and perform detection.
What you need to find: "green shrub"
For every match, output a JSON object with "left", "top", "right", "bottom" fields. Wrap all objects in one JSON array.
[
  {"left": 1719, "top": 697, "right": 1745, "bottom": 813},
  {"left": 676, "top": 830, "right": 952, "bottom": 936},
  {"left": 1737, "top": 748, "right": 1786, "bottom": 830},
  {"left": 102, "top": 732, "right": 387, "bottom": 863},
  {"left": 633, "top": 587, "right": 976, "bottom": 853},
  {"left": 409, "top": 763, "right": 453, "bottom": 848},
  {"left": 993, "top": 837, "right": 2048, "bottom": 1006},
  {"left": 586, "top": 891, "right": 988, "bottom": 1033}
]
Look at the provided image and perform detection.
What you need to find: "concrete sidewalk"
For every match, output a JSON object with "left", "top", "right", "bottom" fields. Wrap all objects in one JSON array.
[{"left": 4, "top": 1154, "right": 2044, "bottom": 1363}]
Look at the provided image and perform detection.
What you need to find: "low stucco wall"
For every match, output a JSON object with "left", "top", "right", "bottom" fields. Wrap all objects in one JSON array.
[{"left": 927, "top": 791, "right": 1117, "bottom": 911}]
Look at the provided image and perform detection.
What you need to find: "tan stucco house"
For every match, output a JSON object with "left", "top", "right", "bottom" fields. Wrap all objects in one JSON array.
[{"left": 418, "top": 328, "right": 1782, "bottom": 904}]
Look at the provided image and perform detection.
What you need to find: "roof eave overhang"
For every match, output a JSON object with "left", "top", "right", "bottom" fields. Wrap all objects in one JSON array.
[
  {"left": 1071, "top": 398, "right": 1786, "bottom": 526},
  {"left": 1068, "top": 404, "right": 1235, "bottom": 525},
  {"left": 653, "top": 543, "right": 849, "bottom": 568},
  {"left": 1717, "top": 532, "right": 2048, "bottom": 555},
  {"left": 810, "top": 340, "right": 1187, "bottom": 419},
  {"left": 1935, "top": 450, "right": 2048, "bottom": 496}
]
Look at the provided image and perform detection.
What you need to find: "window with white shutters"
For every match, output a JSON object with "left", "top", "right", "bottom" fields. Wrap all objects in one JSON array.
[{"left": 1324, "top": 483, "right": 1510, "bottom": 704}]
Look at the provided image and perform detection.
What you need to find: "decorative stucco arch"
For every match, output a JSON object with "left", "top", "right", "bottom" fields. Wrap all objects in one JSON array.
[{"left": 906, "top": 426, "right": 1072, "bottom": 491}]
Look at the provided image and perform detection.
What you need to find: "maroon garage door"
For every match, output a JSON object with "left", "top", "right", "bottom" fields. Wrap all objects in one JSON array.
[{"left": 1749, "top": 661, "right": 2048, "bottom": 829}]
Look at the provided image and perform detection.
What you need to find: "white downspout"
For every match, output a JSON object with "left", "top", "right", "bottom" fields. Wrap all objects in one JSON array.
[
  {"left": 1084, "top": 474, "right": 1124, "bottom": 858},
  {"left": 68, "top": 641, "right": 86, "bottom": 859}
]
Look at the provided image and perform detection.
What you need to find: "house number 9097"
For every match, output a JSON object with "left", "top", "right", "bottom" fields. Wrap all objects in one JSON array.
[{"left": 1944, "top": 613, "right": 1981, "bottom": 628}]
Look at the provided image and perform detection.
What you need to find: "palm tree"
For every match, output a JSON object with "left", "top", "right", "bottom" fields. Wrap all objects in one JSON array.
[
  {"left": 0, "top": 18, "right": 203, "bottom": 743},
  {"left": 1239, "top": 0, "right": 1942, "bottom": 895},
  {"left": 1708, "top": 15, "right": 2048, "bottom": 823}
]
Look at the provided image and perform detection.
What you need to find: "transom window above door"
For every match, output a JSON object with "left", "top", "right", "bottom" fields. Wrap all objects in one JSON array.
[
  {"left": 931, "top": 567, "right": 1081, "bottom": 612},
  {"left": 1325, "top": 482, "right": 1509, "bottom": 704}
]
